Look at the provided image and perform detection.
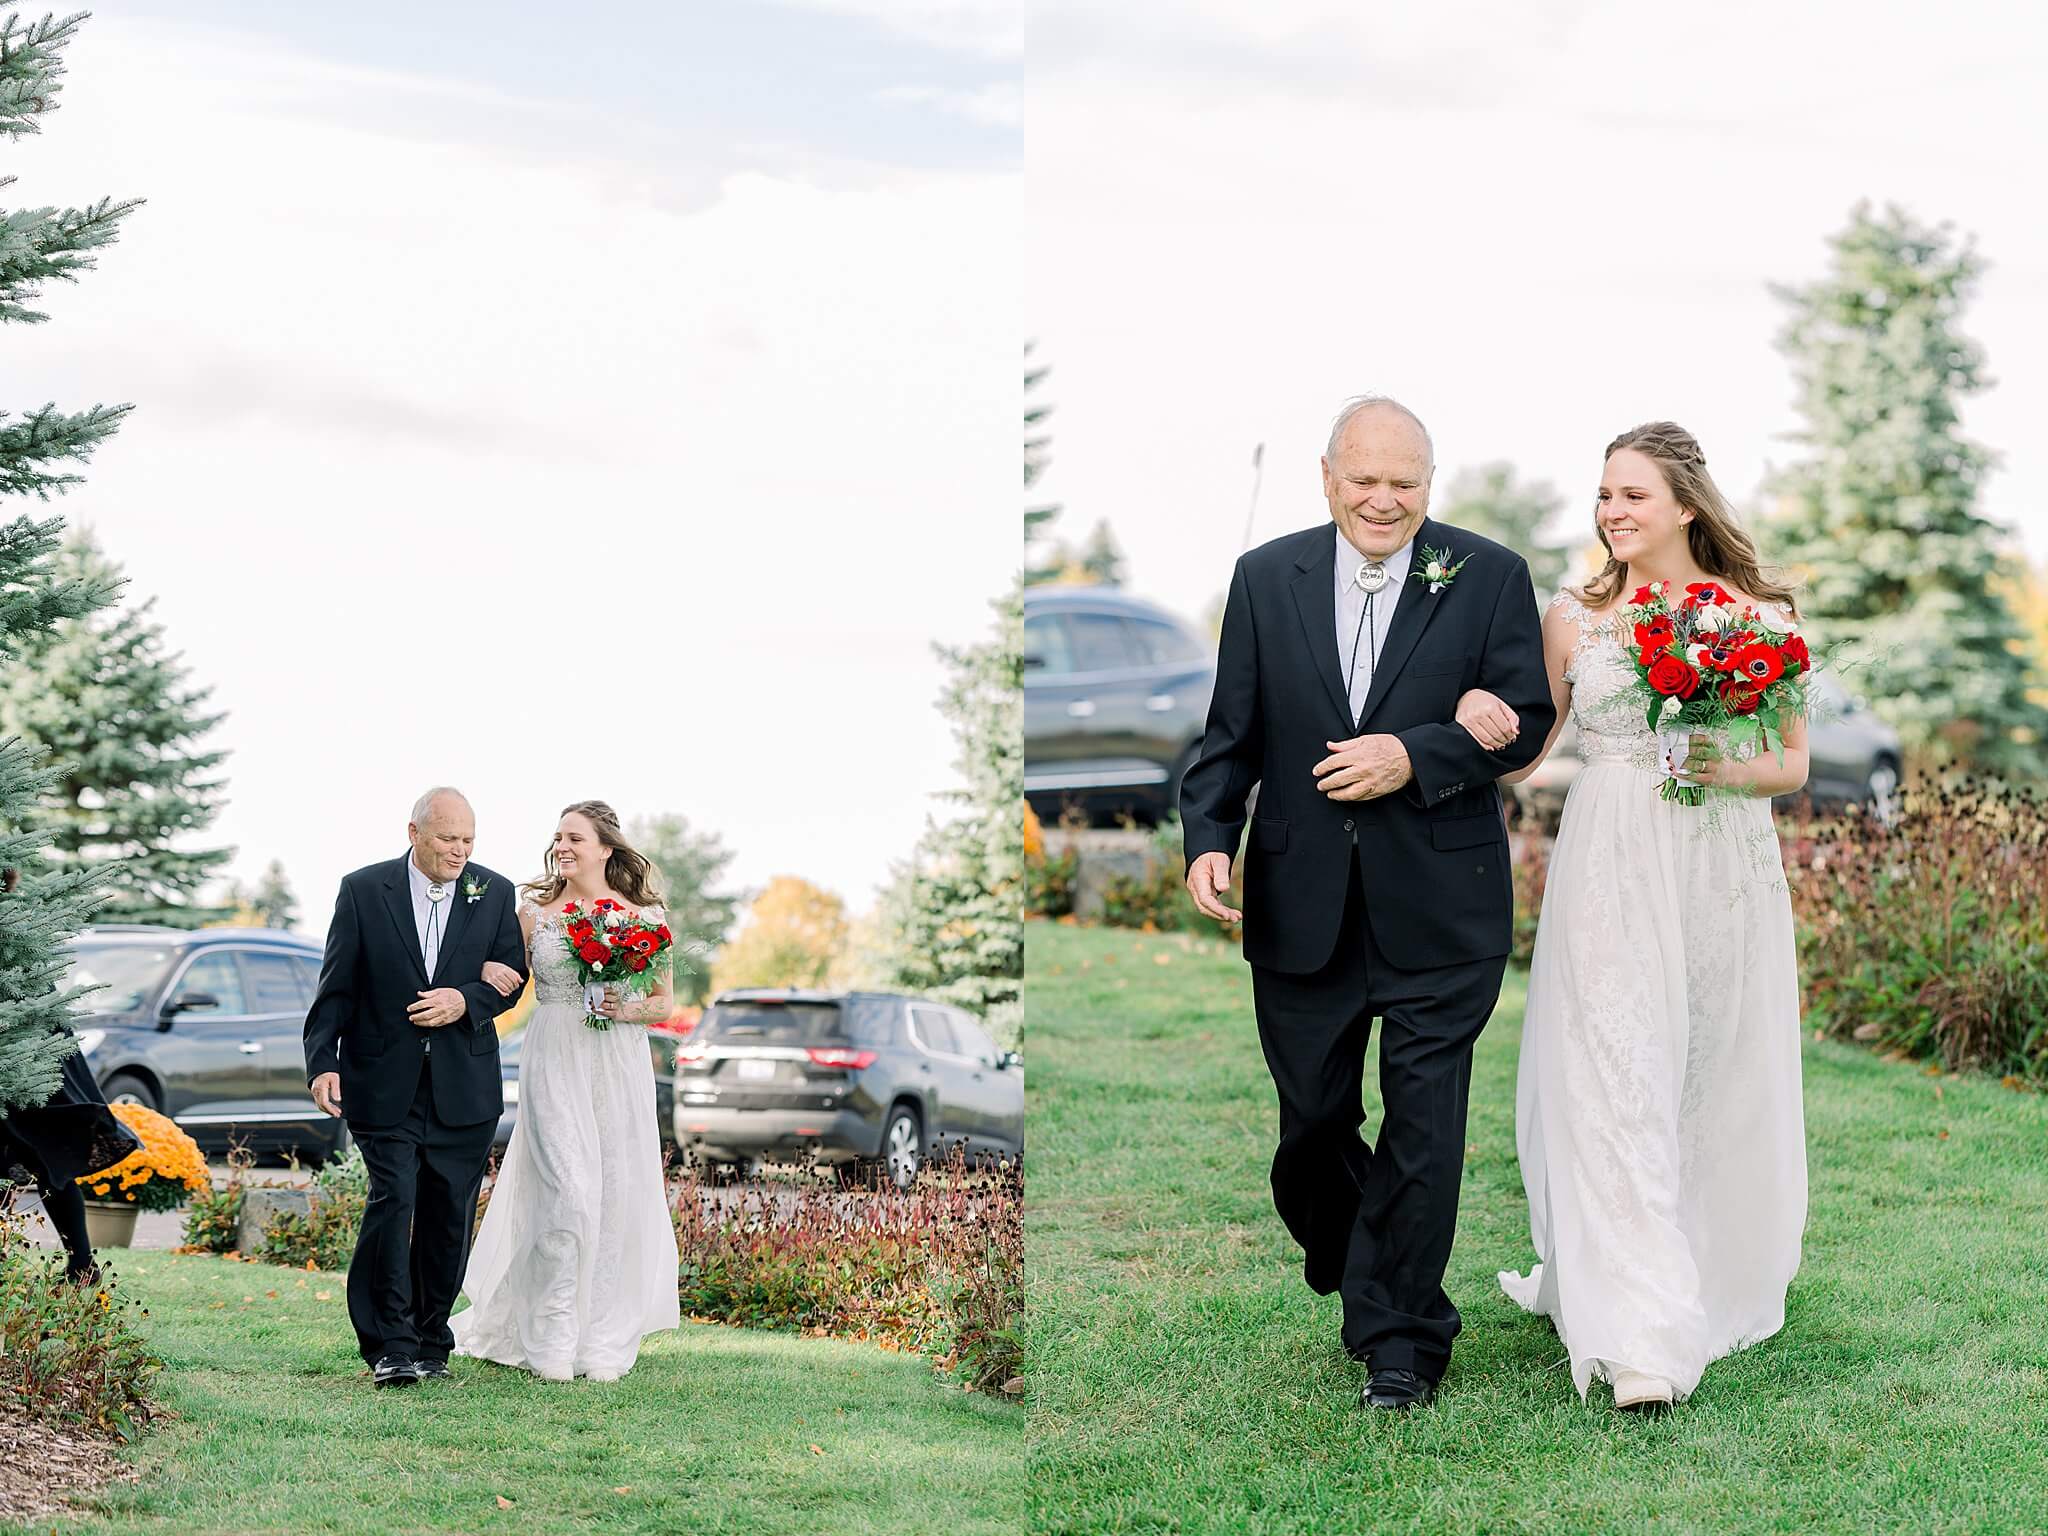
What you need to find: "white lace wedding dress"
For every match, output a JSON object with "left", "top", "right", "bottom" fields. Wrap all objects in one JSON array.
[
  {"left": 1498, "top": 591, "right": 1807, "bottom": 1401},
  {"left": 449, "top": 900, "right": 680, "bottom": 1380}
]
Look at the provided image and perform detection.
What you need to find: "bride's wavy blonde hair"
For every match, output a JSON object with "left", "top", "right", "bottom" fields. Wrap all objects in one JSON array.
[
  {"left": 1575, "top": 421, "right": 1800, "bottom": 618},
  {"left": 519, "top": 800, "right": 665, "bottom": 909}
]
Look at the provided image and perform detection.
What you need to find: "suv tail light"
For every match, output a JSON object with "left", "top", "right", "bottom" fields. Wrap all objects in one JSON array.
[{"left": 804, "top": 1047, "right": 876, "bottom": 1069}]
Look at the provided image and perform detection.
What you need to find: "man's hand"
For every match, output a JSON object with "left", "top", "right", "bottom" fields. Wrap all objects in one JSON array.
[
  {"left": 1314, "top": 734, "right": 1413, "bottom": 801},
  {"left": 1455, "top": 688, "right": 1520, "bottom": 751},
  {"left": 1185, "top": 851, "right": 1243, "bottom": 924},
  {"left": 407, "top": 987, "right": 467, "bottom": 1028},
  {"left": 481, "top": 961, "right": 523, "bottom": 997},
  {"left": 311, "top": 1072, "right": 342, "bottom": 1117}
]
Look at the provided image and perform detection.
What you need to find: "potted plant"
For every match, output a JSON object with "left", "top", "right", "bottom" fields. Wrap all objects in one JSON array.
[{"left": 75, "top": 1101, "right": 211, "bottom": 1247}]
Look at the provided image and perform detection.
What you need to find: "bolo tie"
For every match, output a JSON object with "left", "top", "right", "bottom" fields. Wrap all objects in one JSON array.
[{"left": 1346, "top": 558, "right": 1390, "bottom": 711}]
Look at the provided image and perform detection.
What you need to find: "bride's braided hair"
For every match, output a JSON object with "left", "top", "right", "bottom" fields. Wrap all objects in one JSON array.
[
  {"left": 520, "top": 800, "right": 665, "bottom": 908},
  {"left": 1574, "top": 421, "right": 1801, "bottom": 617}
]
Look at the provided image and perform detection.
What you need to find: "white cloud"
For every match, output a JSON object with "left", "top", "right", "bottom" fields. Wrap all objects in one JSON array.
[
  {"left": 877, "top": 81, "right": 1021, "bottom": 129},
  {"left": 768, "top": 0, "right": 1022, "bottom": 58},
  {"left": 12, "top": 17, "right": 1019, "bottom": 921}
]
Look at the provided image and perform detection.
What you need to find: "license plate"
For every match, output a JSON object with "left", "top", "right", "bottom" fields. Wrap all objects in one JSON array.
[{"left": 735, "top": 1058, "right": 777, "bottom": 1080}]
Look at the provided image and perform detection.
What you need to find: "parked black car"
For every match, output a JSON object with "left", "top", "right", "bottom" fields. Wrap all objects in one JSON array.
[
  {"left": 671, "top": 990, "right": 1022, "bottom": 1190},
  {"left": 1024, "top": 584, "right": 1214, "bottom": 824},
  {"left": 63, "top": 924, "right": 350, "bottom": 1165}
]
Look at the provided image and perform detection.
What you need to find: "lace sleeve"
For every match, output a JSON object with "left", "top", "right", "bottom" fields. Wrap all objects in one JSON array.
[{"left": 1548, "top": 588, "right": 1593, "bottom": 686}]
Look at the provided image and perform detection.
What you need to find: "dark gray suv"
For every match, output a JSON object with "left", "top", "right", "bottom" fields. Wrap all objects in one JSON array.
[
  {"left": 672, "top": 990, "right": 1023, "bottom": 1190},
  {"left": 1024, "top": 584, "right": 1215, "bottom": 824},
  {"left": 62, "top": 924, "right": 349, "bottom": 1164}
]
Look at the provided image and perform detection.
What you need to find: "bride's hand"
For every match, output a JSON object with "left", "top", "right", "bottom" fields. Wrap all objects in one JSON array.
[
  {"left": 1679, "top": 733, "right": 1750, "bottom": 789},
  {"left": 1455, "top": 688, "right": 1520, "bottom": 751},
  {"left": 481, "top": 961, "right": 523, "bottom": 997},
  {"left": 598, "top": 985, "right": 632, "bottom": 1021}
]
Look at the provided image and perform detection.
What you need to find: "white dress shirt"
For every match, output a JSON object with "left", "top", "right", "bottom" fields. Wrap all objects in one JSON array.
[
  {"left": 406, "top": 853, "right": 455, "bottom": 979},
  {"left": 1333, "top": 526, "right": 1415, "bottom": 723}
]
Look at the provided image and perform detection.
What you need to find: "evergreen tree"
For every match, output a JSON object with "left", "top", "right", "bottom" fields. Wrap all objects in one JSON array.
[
  {"left": 1437, "top": 461, "right": 1574, "bottom": 599},
  {"left": 1024, "top": 342, "right": 1064, "bottom": 585},
  {"left": 0, "top": 530, "right": 234, "bottom": 925},
  {"left": 1, "top": 13, "right": 138, "bottom": 1110},
  {"left": 1076, "top": 519, "right": 1127, "bottom": 587},
  {"left": 250, "top": 859, "right": 297, "bottom": 930},
  {"left": 874, "top": 586, "right": 1024, "bottom": 1045},
  {"left": 1768, "top": 204, "right": 2048, "bottom": 773},
  {"left": 626, "top": 812, "right": 740, "bottom": 1005}
]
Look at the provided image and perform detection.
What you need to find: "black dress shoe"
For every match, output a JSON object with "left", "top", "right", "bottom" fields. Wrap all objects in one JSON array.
[
  {"left": 373, "top": 1355, "right": 419, "bottom": 1388},
  {"left": 414, "top": 1358, "right": 451, "bottom": 1380},
  {"left": 1361, "top": 1368, "right": 1437, "bottom": 1411}
]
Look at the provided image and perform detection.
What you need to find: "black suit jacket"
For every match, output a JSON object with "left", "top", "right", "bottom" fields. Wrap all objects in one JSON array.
[
  {"left": 303, "top": 855, "right": 529, "bottom": 1129},
  {"left": 1181, "top": 518, "right": 1555, "bottom": 974}
]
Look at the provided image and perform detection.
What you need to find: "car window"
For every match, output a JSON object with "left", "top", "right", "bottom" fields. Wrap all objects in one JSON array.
[
  {"left": 1023, "top": 613, "right": 1074, "bottom": 677},
  {"left": 953, "top": 1015, "right": 999, "bottom": 1064},
  {"left": 841, "top": 997, "right": 900, "bottom": 1049},
  {"left": 1066, "top": 613, "right": 1139, "bottom": 673},
  {"left": 174, "top": 951, "right": 248, "bottom": 1014},
  {"left": 241, "top": 951, "right": 309, "bottom": 1013},
  {"left": 64, "top": 943, "right": 178, "bottom": 1015},
  {"left": 291, "top": 955, "right": 323, "bottom": 999},
  {"left": 699, "top": 1001, "right": 856, "bottom": 1044},
  {"left": 1125, "top": 616, "right": 1204, "bottom": 667},
  {"left": 910, "top": 1007, "right": 959, "bottom": 1054}
]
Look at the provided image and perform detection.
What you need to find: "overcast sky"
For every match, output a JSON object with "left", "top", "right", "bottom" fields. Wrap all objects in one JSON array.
[
  {"left": 13, "top": 0, "right": 1019, "bottom": 928},
  {"left": 1027, "top": 0, "right": 2048, "bottom": 629}
]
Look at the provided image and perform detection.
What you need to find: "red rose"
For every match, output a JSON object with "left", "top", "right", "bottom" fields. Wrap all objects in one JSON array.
[
  {"left": 1731, "top": 643, "right": 1785, "bottom": 687},
  {"left": 1647, "top": 654, "right": 1700, "bottom": 698},
  {"left": 1781, "top": 635, "right": 1810, "bottom": 671},
  {"left": 1720, "top": 679, "right": 1762, "bottom": 714},
  {"left": 578, "top": 941, "right": 607, "bottom": 963},
  {"left": 656, "top": 925, "right": 672, "bottom": 943},
  {"left": 629, "top": 955, "right": 649, "bottom": 973}
]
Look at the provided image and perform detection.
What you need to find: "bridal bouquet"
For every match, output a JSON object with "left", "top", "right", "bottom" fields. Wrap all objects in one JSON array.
[
  {"left": 1622, "top": 579, "right": 1810, "bottom": 806},
  {"left": 560, "top": 899, "right": 675, "bottom": 1030}
]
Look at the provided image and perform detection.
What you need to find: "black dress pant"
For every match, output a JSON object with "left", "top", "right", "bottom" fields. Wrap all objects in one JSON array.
[
  {"left": 346, "top": 1045, "right": 497, "bottom": 1366},
  {"left": 1251, "top": 859, "right": 1505, "bottom": 1383}
]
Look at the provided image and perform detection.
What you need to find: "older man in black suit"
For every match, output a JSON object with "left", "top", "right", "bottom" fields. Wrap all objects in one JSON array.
[
  {"left": 305, "top": 787, "right": 528, "bottom": 1388},
  {"left": 1182, "top": 396, "right": 1554, "bottom": 1411}
]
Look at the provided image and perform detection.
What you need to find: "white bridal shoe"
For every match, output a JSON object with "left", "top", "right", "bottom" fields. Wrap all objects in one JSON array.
[{"left": 1611, "top": 1369, "right": 1675, "bottom": 1410}]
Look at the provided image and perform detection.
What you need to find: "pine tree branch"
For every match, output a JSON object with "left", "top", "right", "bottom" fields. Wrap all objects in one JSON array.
[
  {"left": 0, "top": 11, "right": 89, "bottom": 141},
  {"left": 0, "top": 195, "right": 145, "bottom": 323},
  {"left": 0, "top": 402, "right": 133, "bottom": 497}
]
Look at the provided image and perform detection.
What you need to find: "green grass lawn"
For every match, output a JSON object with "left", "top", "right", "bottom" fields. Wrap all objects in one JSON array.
[
  {"left": 16, "top": 1253, "right": 1021, "bottom": 1536},
  {"left": 1025, "top": 920, "right": 2048, "bottom": 1536}
]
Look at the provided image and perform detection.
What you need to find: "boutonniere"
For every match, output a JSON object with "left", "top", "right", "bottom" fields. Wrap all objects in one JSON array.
[
  {"left": 1413, "top": 545, "right": 1468, "bottom": 595},
  {"left": 463, "top": 875, "right": 489, "bottom": 905}
]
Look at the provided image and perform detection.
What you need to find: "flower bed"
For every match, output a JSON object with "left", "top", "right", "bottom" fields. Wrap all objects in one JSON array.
[{"left": 1784, "top": 783, "right": 2048, "bottom": 1083}]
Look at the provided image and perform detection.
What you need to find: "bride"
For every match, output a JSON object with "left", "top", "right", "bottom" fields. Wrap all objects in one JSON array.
[
  {"left": 1456, "top": 422, "right": 1809, "bottom": 1410},
  {"left": 448, "top": 800, "right": 681, "bottom": 1380}
]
